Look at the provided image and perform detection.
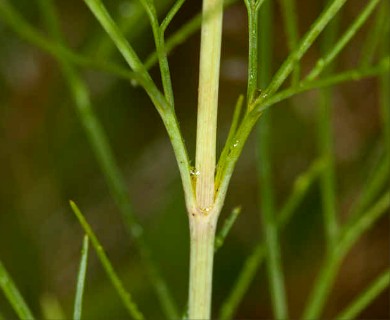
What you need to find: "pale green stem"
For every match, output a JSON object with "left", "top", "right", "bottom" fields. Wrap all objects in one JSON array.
[
  {"left": 189, "top": 0, "right": 223, "bottom": 318},
  {"left": 188, "top": 214, "right": 218, "bottom": 319},
  {"left": 195, "top": 0, "right": 223, "bottom": 209}
]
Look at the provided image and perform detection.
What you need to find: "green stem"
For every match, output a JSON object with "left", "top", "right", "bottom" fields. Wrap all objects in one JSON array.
[
  {"left": 245, "top": 0, "right": 259, "bottom": 105},
  {"left": 380, "top": 4, "right": 390, "bottom": 160},
  {"left": 139, "top": 0, "right": 175, "bottom": 106},
  {"left": 278, "top": 0, "right": 300, "bottom": 85},
  {"left": 317, "top": 0, "right": 341, "bottom": 250},
  {"left": 83, "top": 0, "right": 195, "bottom": 213},
  {"left": 257, "top": 1, "right": 288, "bottom": 317},
  {"left": 189, "top": 0, "right": 223, "bottom": 317},
  {"left": 255, "top": 59, "right": 390, "bottom": 113},
  {"left": 188, "top": 214, "right": 218, "bottom": 319},
  {"left": 359, "top": 0, "right": 389, "bottom": 68}
]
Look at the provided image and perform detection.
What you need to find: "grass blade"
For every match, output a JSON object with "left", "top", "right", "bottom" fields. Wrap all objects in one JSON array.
[
  {"left": 70, "top": 201, "right": 144, "bottom": 320},
  {"left": 335, "top": 269, "right": 390, "bottom": 320},
  {"left": 73, "top": 235, "right": 89, "bottom": 320},
  {"left": 0, "top": 260, "right": 35, "bottom": 320}
]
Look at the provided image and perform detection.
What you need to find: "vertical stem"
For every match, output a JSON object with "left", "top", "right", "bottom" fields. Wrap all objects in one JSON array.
[
  {"left": 247, "top": 3, "right": 259, "bottom": 105},
  {"left": 189, "top": 0, "right": 223, "bottom": 317},
  {"left": 196, "top": 0, "right": 223, "bottom": 209},
  {"left": 380, "top": 0, "right": 390, "bottom": 160},
  {"left": 189, "top": 215, "right": 218, "bottom": 319},
  {"left": 318, "top": 0, "right": 340, "bottom": 250},
  {"left": 257, "top": 1, "right": 289, "bottom": 319}
]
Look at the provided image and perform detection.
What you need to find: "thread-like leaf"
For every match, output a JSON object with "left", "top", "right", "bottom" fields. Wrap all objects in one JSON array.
[{"left": 73, "top": 235, "right": 89, "bottom": 320}]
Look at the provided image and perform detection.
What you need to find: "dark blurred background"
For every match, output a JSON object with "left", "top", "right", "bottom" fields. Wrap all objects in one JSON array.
[{"left": 0, "top": 0, "right": 389, "bottom": 319}]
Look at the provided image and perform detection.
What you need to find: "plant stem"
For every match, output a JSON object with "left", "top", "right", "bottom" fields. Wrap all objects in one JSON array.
[
  {"left": 195, "top": 0, "right": 223, "bottom": 209},
  {"left": 257, "top": 1, "right": 289, "bottom": 318},
  {"left": 245, "top": 1, "right": 259, "bottom": 105},
  {"left": 188, "top": 214, "right": 218, "bottom": 319},
  {"left": 188, "top": 0, "right": 223, "bottom": 317},
  {"left": 317, "top": 0, "right": 340, "bottom": 250}
]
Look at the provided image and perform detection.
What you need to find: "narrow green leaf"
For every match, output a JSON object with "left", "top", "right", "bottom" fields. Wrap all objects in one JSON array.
[
  {"left": 161, "top": 0, "right": 186, "bottom": 32},
  {"left": 255, "top": 59, "right": 390, "bottom": 113},
  {"left": 70, "top": 201, "right": 144, "bottom": 320},
  {"left": 216, "top": 95, "right": 244, "bottom": 189},
  {"left": 214, "top": 207, "right": 241, "bottom": 252},
  {"left": 306, "top": 0, "right": 381, "bottom": 81},
  {"left": 73, "top": 235, "right": 89, "bottom": 320},
  {"left": 0, "top": 260, "right": 35, "bottom": 320},
  {"left": 335, "top": 269, "right": 390, "bottom": 320},
  {"left": 257, "top": 0, "right": 349, "bottom": 100}
]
